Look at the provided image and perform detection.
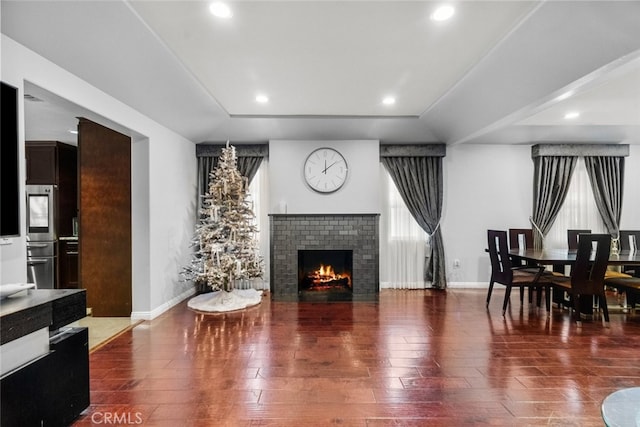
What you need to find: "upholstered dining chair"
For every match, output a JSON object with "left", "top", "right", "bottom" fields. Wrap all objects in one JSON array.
[
  {"left": 486, "top": 230, "right": 550, "bottom": 315},
  {"left": 567, "top": 229, "right": 591, "bottom": 250},
  {"left": 605, "top": 276, "right": 640, "bottom": 312},
  {"left": 549, "top": 233, "right": 612, "bottom": 325}
]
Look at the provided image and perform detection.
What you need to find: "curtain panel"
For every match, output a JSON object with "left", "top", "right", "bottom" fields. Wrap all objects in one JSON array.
[
  {"left": 584, "top": 156, "right": 625, "bottom": 238},
  {"left": 531, "top": 156, "right": 577, "bottom": 249},
  {"left": 530, "top": 144, "right": 629, "bottom": 249},
  {"left": 380, "top": 154, "right": 446, "bottom": 289}
]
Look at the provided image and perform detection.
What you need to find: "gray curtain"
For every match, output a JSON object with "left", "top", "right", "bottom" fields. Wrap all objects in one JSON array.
[
  {"left": 531, "top": 156, "right": 577, "bottom": 249},
  {"left": 381, "top": 156, "right": 446, "bottom": 289},
  {"left": 584, "top": 156, "right": 625, "bottom": 238}
]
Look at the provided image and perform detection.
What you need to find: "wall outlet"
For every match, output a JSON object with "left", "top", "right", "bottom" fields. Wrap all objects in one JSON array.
[{"left": 453, "top": 259, "right": 461, "bottom": 268}]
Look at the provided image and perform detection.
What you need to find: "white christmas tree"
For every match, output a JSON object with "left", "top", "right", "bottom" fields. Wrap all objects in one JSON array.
[{"left": 184, "top": 143, "right": 264, "bottom": 311}]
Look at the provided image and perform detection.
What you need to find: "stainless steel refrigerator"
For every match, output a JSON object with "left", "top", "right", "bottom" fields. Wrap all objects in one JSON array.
[{"left": 26, "top": 184, "right": 57, "bottom": 289}]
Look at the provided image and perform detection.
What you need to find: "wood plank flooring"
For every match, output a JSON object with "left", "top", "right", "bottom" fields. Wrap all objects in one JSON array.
[{"left": 72, "top": 289, "right": 640, "bottom": 426}]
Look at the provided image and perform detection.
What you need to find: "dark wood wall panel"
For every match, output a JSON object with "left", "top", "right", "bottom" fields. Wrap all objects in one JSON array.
[{"left": 78, "top": 118, "right": 132, "bottom": 317}]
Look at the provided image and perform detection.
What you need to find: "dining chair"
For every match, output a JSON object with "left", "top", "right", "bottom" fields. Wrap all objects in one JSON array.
[
  {"left": 619, "top": 230, "right": 640, "bottom": 251},
  {"left": 619, "top": 230, "right": 640, "bottom": 277},
  {"left": 486, "top": 230, "right": 550, "bottom": 315},
  {"left": 509, "top": 228, "right": 533, "bottom": 250},
  {"left": 604, "top": 276, "right": 640, "bottom": 312},
  {"left": 567, "top": 229, "right": 591, "bottom": 250},
  {"left": 549, "top": 233, "right": 612, "bottom": 325},
  {"left": 509, "top": 228, "right": 538, "bottom": 303}
]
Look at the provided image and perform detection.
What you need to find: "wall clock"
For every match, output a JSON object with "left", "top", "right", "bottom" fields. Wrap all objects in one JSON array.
[{"left": 303, "top": 147, "right": 348, "bottom": 193}]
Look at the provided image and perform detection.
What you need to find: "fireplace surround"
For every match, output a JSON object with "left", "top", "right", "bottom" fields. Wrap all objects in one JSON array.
[{"left": 270, "top": 214, "right": 379, "bottom": 301}]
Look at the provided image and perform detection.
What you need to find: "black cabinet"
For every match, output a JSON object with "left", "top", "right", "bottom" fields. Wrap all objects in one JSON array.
[
  {"left": 48, "top": 327, "right": 90, "bottom": 426},
  {"left": 0, "top": 328, "right": 89, "bottom": 427}
]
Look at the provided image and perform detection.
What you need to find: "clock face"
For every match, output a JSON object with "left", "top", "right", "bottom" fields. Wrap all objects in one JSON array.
[{"left": 303, "top": 148, "right": 348, "bottom": 193}]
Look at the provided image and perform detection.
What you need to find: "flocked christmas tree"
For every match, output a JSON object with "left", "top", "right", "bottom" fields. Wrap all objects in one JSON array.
[{"left": 183, "top": 143, "right": 263, "bottom": 293}]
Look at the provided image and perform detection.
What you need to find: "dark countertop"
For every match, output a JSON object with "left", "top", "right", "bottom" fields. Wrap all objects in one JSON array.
[{"left": 0, "top": 289, "right": 86, "bottom": 345}]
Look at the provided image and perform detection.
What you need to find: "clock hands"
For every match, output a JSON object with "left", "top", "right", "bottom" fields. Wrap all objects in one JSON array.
[{"left": 322, "top": 161, "right": 338, "bottom": 174}]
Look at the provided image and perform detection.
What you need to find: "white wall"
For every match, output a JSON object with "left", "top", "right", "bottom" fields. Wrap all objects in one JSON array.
[
  {"left": 621, "top": 145, "right": 640, "bottom": 230},
  {"left": 269, "top": 140, "right": 380, "bottom": 214},
  {"left": 442, "top": 144, "right": 533, "bottom": 286},
  {"left": 1, "top": 35, "right": 196, "bottom": 318}
]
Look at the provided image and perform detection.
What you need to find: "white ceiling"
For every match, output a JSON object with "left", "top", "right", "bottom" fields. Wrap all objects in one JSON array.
[{"left": 2, "top": 0, "right": 640, "bottom": 146}]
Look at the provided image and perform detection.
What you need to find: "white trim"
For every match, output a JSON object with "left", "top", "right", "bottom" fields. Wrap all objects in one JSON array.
[
  {"left": 380, "top": 282, "right": 488, "bottom": 289},
  {"left": 380, "top": 282, "right": 428, "bottom": 289},
  {"left": 131, "top": 287, "right": 196, "bottom": 320},
  {"left": 447, "top": 282, "right": 488, "bottom": 289}
]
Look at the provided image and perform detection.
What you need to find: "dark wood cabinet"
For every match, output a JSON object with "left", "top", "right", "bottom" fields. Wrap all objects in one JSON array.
[
  {"left": 59, "top": 239, "right": 79, "bottom": 288},
  {"left": 25, "top": 142, "right": 57, "bottom": 184},
  {"left": 25, "top": 141, "right": 78, "bottom": 238}
]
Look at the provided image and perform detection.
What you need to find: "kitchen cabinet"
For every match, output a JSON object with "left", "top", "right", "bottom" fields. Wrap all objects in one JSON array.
[
  {"left": 25, "top": 141, "right": 78, "bottom": 238},
  {"left": 58, "top": 238, "right": 79, "bottom": 289}
]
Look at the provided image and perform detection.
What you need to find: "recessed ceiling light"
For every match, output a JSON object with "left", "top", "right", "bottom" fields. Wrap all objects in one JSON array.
[
  {"left": 209, "top": 2, "right": 232, "bottom": 18},
  {"left": 68, "top": 130, "right": 78, "bottom": 135},
  {"left": 256, "top": 94, "right": 269, "bottom": 104},
  {"left": 382, "top": 96, "right": 396, "bottom": 105},
  {"left": 564, "top": 111, "right": 580, "bottom": 120},
  {"left": 430, "top": 5, "right": 455, "bottom": 22}
]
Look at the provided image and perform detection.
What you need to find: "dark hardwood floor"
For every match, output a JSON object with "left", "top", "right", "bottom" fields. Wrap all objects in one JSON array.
[{"left": 73, "top": 288, "right": 640, "bottom": 426}]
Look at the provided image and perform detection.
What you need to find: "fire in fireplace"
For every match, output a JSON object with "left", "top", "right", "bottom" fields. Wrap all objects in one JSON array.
[{"left": 298, "top": 250, "right": 353, "bottom": 294}]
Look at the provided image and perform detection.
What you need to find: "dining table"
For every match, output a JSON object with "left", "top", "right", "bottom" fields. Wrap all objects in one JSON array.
[
  {"left": 508, "top": 248, "right": 640, "bottom": 267},
  {"left": 508, "top": 249, "right": 640, "bottom": 315}
]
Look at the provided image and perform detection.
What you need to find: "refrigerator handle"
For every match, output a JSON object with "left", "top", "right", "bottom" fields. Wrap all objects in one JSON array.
[{"left": 27, "top": 243, "right": 50, "bottom": 249}]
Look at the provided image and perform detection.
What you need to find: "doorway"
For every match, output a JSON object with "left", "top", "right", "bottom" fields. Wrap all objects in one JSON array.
[{"left": 24, "top": 83, "right": 134, "bottom": 317}]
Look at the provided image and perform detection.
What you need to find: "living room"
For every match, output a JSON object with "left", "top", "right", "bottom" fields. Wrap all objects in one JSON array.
[{"left": 0, "top": 0, "right": 640, "bottom": 425}]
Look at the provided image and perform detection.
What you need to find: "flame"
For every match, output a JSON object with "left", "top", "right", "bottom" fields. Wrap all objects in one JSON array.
[
  {"left": 318, "top": 264, "right": 334, "bottom": 277},
  {"left": 308, "top": 264, "right": 350, "bottom": 286}
]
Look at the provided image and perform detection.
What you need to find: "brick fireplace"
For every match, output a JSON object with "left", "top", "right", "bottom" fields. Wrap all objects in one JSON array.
[{"left": 269, "top": 214, "right": 379, "bottom": 301}]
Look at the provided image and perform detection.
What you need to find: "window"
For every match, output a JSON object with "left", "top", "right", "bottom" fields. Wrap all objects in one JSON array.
[
  {"left": 545, "top": 158, "right": 606, "bottom": 249},
  {"left": 246, "top": 160, "right": 269, "bottom": 289},
  {"left": 379, "top": 164, "right": 429, "bottom": 289}
]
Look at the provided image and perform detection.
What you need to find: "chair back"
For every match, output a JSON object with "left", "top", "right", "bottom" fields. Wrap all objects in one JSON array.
[
  {"left": 619, "top": 230, "right": 640, "bottom": 251},
  {"left": 509, "top": 228, "right": 533, "bottom": 250},
  {"left": 571, "top": 233, "right": 611, "bottom": 295},
  {"left": 567, "top": 229, "right": 591, "bottom": 250},
  {"left": 487, "top": 230, "right": 512, "bottom": 284}
]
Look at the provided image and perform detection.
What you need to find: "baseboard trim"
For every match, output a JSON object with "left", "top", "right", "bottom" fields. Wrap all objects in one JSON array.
[
  {"left": 131, "top": 287, "right": 196, "bottom": 320},
  {"left": 447, "top": 282, "right": 488, "bottom": 289}
]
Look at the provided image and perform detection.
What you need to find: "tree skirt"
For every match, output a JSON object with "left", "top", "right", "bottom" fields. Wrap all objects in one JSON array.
[{"left": 187, "top": 288, "right": 262, "bottom": 313}]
